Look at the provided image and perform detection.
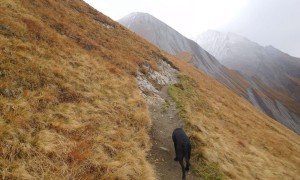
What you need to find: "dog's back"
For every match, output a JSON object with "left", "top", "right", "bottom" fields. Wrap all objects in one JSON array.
[
  {"left": 172, "top": 128, "right": 189, "bottom": 145},
  {"left": 172, "top": 128, "right": 191, "bottom": 180}
]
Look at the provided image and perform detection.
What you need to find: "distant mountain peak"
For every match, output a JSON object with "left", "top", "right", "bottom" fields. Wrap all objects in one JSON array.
[
  {"left": 119, "top": 12, "right": 191, "bottom": 52},
  {"left": 120, "top": 12, "right": 154, "bottom": 19},
  {"left": 193, "top": 30, "right": 300, "bottom": 134},
  {"left": 119, "top": 12, "right": 162, "bottom": 25},
  {"left": 197, "top": 30, "right": 258, "bottom": 46}
]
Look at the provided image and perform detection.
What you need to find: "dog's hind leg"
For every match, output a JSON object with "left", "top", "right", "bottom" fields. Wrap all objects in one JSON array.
[
  {"left": 184, "top": 154, "right": 190, "bottom": 171},
  {"left": 172, "top": 135, "right": 179, "bottom": 161},
  {"left": 174, "top": 143, "right": 179, "bottom": 161},
  {"left": 179, "top": 158, "right": 186, "bottom": 180},
  {"left": 185, "top": 143, "right": 191, "bottom": 171}
]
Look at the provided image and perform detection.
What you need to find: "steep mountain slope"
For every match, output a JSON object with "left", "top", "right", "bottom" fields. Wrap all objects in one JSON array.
[
  {"left": 164, "top": 56, "right": 300, "bottom": 179},
  {"left": 194, "top": 30, "right": 300, "bottom": 134},
  {"left": 118, "top": 12, "right": 221, "bottom": 75},
  {"left": 119, "top": 12, "right": 300, "bottom": 134},
  {"left": 0, "top": 1, "right": 162, "bottom": 179},
  {"left": 194, "top": 30, "right": 300, "bottom": 92},
  {"left": 118, "top": 13, "right": 251, "bottom": 97},
  {"left": 1, "top": 1, "right": 300, "bottom": 180}
]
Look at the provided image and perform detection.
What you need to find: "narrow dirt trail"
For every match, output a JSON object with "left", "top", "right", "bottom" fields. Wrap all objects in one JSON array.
[{"left": 147, "top": 86, "right": 201, "bottom": 180}]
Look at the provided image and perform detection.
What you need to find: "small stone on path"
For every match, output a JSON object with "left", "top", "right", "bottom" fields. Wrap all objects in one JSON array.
[{"left": 159, "top": 147, "right": 170, "bottom": 152}]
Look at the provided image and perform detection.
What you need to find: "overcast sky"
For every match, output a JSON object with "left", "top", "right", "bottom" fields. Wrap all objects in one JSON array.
[{"left": 84, "top": 0, "right": 300, "bottom": 57}]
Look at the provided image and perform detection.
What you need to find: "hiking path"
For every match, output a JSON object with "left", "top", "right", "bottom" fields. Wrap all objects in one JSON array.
[{"left": 147, "top": 86, "right": 201, "bottom": 180}]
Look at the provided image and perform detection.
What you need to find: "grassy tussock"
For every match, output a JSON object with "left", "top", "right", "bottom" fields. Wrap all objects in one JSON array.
[{"left": 165, "top": 56, "right": 300, "bottom": 180}]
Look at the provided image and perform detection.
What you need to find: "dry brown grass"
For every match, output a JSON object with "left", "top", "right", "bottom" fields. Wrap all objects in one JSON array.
[
  {"left": 176, "top": 52, "right": 193, "bottom": 63},
  {"left": 252, "top": 77, "right": 300, "bottom": 117},
  {"left": 220, "top": 67, "right": 250, "bottom": 97},
  {"left": 166, "top": 54, "right": 300, "bottom": 179},
  {"left": 0, "top": 0, "right": 164, "bottom": 179}
]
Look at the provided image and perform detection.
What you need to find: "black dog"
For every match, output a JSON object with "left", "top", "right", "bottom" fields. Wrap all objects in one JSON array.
[{"left": 172, "top": 128, "right": 191, "bottom": 180}]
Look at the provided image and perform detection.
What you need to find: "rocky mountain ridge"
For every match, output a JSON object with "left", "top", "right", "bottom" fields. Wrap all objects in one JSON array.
[{"left": 194, "top": 30, "right": 300, "bottom": 134}]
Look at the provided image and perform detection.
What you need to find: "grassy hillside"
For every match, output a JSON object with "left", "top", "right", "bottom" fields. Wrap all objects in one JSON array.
[
  {"left": 0, "top": 0, "right": 162, "bottom": 179},
  {"left": 1, "top": 0, "right": 299, "bottom": 179},
  {"left": 165, "top": 54, "right": 300, "bottom": 179}
]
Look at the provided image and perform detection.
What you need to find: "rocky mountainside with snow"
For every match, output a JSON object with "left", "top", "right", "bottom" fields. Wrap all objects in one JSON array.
[
  {"left": 194, "top": 30, "right": 300, "bottom": 134},
  {"left": 194, "top": 30, "right": 300, "bottom": 91},
  {"left": 119, "top": 12, "right": 223, "bottom": 75},
  {"left": 119, "top": 12, "right": 252, "bottom": 100},
  {"left": 119, "top": 14, "right": 300, "bottom": 134}
]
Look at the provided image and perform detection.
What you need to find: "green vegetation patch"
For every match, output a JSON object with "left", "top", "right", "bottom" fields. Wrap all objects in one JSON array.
[
  {"left": 167, "top": 74, "right": 214, "bottom": 118},
  {"left": 192, "top": 159, "right": 223, "bottom": 180}
]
